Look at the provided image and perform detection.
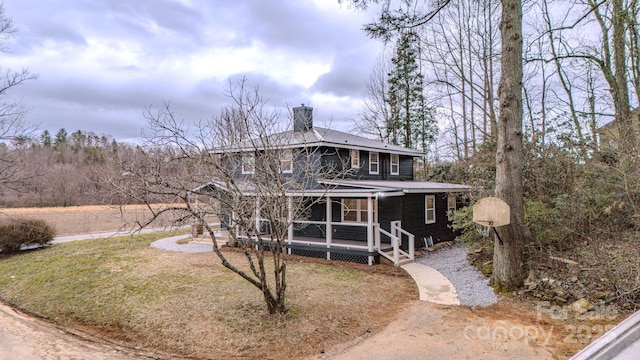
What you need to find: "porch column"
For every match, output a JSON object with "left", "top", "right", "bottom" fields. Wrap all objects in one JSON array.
[
  {"left": 367, "top": 195, "right": 374, "bottom": 265},
  {"left": 326, "top": 196, "right": 332, "bottom": 260},
  {"left": 287, "top": 196, "right": 293, "bottom": 254}
]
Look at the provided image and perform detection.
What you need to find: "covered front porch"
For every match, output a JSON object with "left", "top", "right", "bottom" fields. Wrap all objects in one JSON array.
[
  {"left": 230, "top": 191, "right": 416, "bottom": 266},
  {"left": 196, "top": 179, "right": 469, "bottom": 266}
]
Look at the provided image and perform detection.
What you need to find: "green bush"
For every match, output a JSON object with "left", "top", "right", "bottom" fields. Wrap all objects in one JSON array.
[
  {"left": 0, "top": 218, "right": 56, "bottom": 254},
  {"left": 449, "top": 205, "right": 486, "bottom": 245}
]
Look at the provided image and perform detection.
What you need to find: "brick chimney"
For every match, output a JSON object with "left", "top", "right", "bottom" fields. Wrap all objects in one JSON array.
[{"left": 293, "top": 104, "right": 313, "bottom": 132}]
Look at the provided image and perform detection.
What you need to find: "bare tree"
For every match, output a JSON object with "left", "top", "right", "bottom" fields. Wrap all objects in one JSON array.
[
  {"left": 356, "top": 53, "right": 394, "bottom": 141},
  {"left": 0, "top": 3, "right": 37, "bottom": 189},
  {"left": 110, "top": 82, "right": 340, "bottom": 314}
]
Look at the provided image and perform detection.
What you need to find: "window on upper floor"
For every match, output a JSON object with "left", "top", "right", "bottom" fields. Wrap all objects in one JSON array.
[
  {"left": 280, "top": 149, "right": 293, "bottom": 173},
  {"left": 241, "top": 153, "right": 255, "bottom": 174},
  {"left": 369, "top": 152, "right": 379, "bottom": 174},
  {"left": 351, "top": 149, "right": 360, "bottom": 169},
  {"left": 390, "top": 154, "right": 399, "bottom": 175},
  {"left": 425, "top": 195, "right": 436, "bottom": 224},
  {"left": 342, "top": 198, "right": 377, "bottom": 223}
]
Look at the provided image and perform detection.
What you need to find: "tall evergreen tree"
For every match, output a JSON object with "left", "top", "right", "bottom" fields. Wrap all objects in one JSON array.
[
  {"left": 40, "top": 130, "right": 51, "bottom": 148},
  {"left": 54, "top": 128, "right": 68, "bottom": 149},
  {"left": 387, "top": 31, "right": 437, "bottom": 153}
]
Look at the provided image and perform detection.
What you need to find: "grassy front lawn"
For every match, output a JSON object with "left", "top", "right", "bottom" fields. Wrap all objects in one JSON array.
[{"left": 0, "top": 232, "right": 416, "bottom": 359}]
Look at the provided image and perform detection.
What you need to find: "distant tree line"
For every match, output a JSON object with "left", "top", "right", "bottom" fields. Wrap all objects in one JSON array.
[{"left": 0, "top": 128, "right": 187, "bottom": 207}]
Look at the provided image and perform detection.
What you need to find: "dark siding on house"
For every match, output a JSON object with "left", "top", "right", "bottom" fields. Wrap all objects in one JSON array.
[
  {"left": 400, "top": 193, "right": 456, "bottom": 245},
  {"left": 399, "top": 156, "right": 414, "bottom": 179},
  {"left": 378, "top": 196, "right": 402, "bottom": 232},
  {"left": 225, "top": 146, "right": 416, "bottom": 183},
  {"left": 291, "top": 193, "right": 458, "bottom": 246},
  {"left": 320, "top": 147, "right": 415, "bottom": 181}
]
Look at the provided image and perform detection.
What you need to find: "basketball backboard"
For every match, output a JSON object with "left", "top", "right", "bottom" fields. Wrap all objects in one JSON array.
[{"left": 472, "top": 197, "right": 510, "bottom": 227}]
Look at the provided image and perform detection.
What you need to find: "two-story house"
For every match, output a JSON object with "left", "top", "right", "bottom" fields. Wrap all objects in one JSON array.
[{"left": 198, "top": 105, "right": 470, "bottom": 266}]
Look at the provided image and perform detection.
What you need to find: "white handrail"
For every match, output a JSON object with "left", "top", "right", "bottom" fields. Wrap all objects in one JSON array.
[
  {"left": 391, "top": 221, "right": 416, "bottom": 261},
  {"left": 378, "top": 227, "right": 399, "bottom": 265}
]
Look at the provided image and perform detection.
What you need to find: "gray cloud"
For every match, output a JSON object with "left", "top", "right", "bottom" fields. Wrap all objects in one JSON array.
[
  {"left": 3, "top": 0, "right": 381, "bottom": 142},
  {"left": 312, "top": 53, "right": 371, "bottom": 97}
]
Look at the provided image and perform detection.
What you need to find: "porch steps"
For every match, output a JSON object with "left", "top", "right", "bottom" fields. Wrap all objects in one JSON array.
[{"left": 379, "top": 248, "right": 413, "bottom": 266}]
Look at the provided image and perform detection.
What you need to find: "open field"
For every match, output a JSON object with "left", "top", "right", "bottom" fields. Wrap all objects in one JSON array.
[
  {"left": 0, "top": 232, "right": 416, "bottom": 359},
  {"left": 0, "top": 204, "right": 190, "bottom": 236}
]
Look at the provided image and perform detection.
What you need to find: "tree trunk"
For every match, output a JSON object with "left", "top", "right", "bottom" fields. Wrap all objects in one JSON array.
[
  {"left": 612, "top": 0, "right": 635, "bottom": 151},
  {"left": 493, "top": 0, "right": 526, "bottom": 290}
]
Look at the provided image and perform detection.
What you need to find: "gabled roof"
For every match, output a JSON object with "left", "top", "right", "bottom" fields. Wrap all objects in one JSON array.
[{"left": 212, "top": 127, "right": 425, "bottom": 157}]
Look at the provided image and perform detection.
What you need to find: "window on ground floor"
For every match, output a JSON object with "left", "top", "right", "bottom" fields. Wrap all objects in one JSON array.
[
  {"left": 425, "top": 195, "right": 436, "bottom": 224},
  {"left": 447, "top": 194, "right": 456, "bottom": 219},
  {"left": 342, "top": 198, "right": 377, "bottom": 223}
]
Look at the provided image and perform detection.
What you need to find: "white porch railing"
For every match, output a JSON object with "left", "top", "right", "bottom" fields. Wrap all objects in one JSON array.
[
  {"left": 375, "top": 224, "right": 400, "bottom": 265},
  {"left": 391, "top": 221, "right": 415, "bottom": 262},
  {"left": 375, "top": 221, "right": 415, "bottom": 266}
]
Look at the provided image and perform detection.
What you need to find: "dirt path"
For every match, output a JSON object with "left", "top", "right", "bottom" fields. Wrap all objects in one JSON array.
[
  {"left": 312, "top": 301, "right": 555, "bottom": 360},
  {"left": 1, "top": 300, "right": 558, "bottom": 360},
  {"left": 0, "top": 303, "right": 148, "bottom": 360}
]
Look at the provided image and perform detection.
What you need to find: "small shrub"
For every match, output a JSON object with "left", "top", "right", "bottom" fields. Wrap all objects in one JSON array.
[
  {"left": 449, "top": 205, "right": 485, "bottom": 245},
  {"left": 0, "top": 218, "right": 56, "bottom": 254}
]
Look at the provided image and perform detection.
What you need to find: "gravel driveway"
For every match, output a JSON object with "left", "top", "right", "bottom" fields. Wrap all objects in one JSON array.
[{"left": 416, "top": 243, "right": 497, "bottom": 307}]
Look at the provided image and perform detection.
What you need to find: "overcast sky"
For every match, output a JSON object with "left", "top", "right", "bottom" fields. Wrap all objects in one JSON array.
[{"left": 3, "top": 0, "right": 381, "bottom": 143}]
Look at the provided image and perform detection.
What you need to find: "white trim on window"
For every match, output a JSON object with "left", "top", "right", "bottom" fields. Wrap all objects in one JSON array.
[
  {"left": 369, "top": 152, "right": 379, "bottom": 174},
  {"left": 241, "top": 153, "right": 255, "bottom": 174},
  {"left": 390, "top": 154, "right": 399, "bottom": 175},
  {"left": 341, "top": 198, "right": 377, "bottom": 223},
  {"left": 425, "top": 195, "right": 436, "bottom": 224},
  {"left": 447, "top": 194, "right": 456, "bottom": 219},
  {"left": 350, "top": 149, "right": 360, "bottom": 169},
  {"left": 280, "top": 149, "right": 293, "bottom": 173}
]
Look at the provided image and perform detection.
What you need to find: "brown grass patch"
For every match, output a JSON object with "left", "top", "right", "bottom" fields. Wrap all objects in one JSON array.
[{"left": 0, "top": 234, "right": 416, "bottom": 359}]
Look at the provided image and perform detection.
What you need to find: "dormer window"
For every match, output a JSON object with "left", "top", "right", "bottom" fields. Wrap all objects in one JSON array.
[
  {"left": 390, "top": 154, "right": 399, "bottom": 175},
  {"left": 241, "top": 153, "right": 255, "bottom": 174},
  {"left": 350, "top": 149, "right": 360, "bottom": 169},
  {"left": 280, "top": 149, "right": 293, "bottom": 173},
  {"left": 369, "top": 152, "right": 379, "bottom": 174}
]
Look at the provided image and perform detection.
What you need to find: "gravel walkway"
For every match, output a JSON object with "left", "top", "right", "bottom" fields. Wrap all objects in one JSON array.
[
  {"left": 416, "top": 243, "right": 497, "bottom": 307},
  {"left": 150, "top": 235, "right": 213, "bottom": 253}
]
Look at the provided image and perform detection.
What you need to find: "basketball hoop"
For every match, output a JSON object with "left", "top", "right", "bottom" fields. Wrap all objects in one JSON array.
[
  {"left": 475, "top": 222, "right": 492, "bottom": 238},
  {"left": 472, "top": 197, "right": 510, "bottom": 244}
]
